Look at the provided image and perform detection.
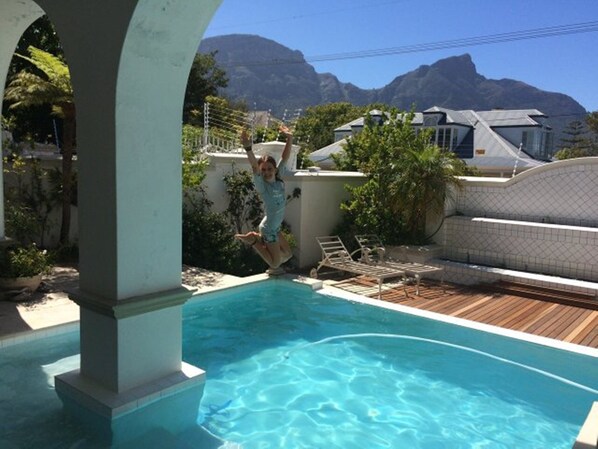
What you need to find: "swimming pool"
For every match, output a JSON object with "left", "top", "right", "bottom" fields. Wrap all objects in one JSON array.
[{"left": 0, "top": 279, "right": 596, "bottom": 448}]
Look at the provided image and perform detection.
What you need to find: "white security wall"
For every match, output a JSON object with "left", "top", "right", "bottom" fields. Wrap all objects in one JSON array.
[
  {"left": 441, "top": 157, "right": 598, "bottom": 282},
  {"left": 286, "top": 171, "right": 365, "bottom": 268},
  {"left": 455, "top": 158, "right": 598, "bottom": 227}
]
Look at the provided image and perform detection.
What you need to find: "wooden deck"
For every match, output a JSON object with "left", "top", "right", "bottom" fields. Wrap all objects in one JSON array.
[{"left": 330, "top": 276, "right": 598, "bottom": 349}]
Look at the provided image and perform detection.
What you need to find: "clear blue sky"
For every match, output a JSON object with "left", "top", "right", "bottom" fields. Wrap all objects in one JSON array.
[{"left": 203, "top": 0, "right": 598, "bottom": 112}]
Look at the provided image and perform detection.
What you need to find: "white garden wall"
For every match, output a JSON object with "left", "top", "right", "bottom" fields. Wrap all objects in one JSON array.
[
  {"left": 5, "top": 152, "right": 364, "bottom": 269},
  {"left": 202, "top": 154, "right": 365, "bottom": 268}
]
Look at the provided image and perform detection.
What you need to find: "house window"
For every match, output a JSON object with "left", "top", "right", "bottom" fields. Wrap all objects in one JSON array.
[
  {"left": 423, "top": 115, "right": 440, "bottom": 126},
  {"left": 435, "top": 127, "right": 455, "bottom": 150},
  {"left": 437, "top": 128, "right": 449, "bottom": 149},
  {"left": 522, "top": 131, "right": 535, "bottom": 153}
]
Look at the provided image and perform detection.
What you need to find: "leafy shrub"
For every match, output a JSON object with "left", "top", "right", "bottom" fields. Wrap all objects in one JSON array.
[
  {"left": 0, "top": 244, "right": 52, "bottom": 278},
  {"left": 182, "top": 202, "right": 264, "bottom": 276}
]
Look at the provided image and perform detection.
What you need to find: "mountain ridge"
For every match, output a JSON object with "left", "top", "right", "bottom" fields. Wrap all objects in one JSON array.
[{"left": 199, "top": 34, "right": 586, "bottom": 136}]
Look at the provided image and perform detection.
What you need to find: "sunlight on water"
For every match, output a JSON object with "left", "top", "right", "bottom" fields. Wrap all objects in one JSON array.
[
  {"left": 183, "top": 283, "right": 598, "bottom": 449},
  {"left": 0, "top": 281, "right": 596, "bottom": 448}
]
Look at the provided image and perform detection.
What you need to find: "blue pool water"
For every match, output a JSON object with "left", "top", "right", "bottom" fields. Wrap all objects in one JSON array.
[
  {"left": 184, "top": 282, "right": 597, "bottom": 449},
  {"left": 0, "top": 280, "right": 596, "bottom": 448}
]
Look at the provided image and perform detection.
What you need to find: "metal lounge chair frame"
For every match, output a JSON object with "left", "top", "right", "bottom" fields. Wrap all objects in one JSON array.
[
  {"left": 355, "top": 234, "right": 445, "bottom": 296},
  {"left": 310, "top": 236, "right": 408, "bottom": 299}
]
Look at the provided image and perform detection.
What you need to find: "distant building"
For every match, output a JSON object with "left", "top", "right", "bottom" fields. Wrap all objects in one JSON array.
[{"left": 309, "top": 107, "right": 554, "bottom": 176}]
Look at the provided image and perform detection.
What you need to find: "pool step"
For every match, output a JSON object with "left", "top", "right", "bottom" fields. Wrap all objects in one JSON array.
[{"left": 481, "top": 280, "right": 598, "bottom": 310}]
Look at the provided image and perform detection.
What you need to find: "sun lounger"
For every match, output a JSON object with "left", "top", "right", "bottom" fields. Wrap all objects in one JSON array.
[
  {"left": 310, "top": 236, "right": 408, "bottom": 299},
  {"left": 355, "top": 234, "right": 444, "bottom": 295}
]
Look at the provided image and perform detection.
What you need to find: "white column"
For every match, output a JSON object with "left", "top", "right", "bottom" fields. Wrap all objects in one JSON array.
[{"left": 15, "top": 0, "right": 224, "bottom": 443}]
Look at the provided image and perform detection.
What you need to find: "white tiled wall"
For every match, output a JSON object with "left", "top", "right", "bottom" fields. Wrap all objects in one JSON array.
[
  {"left": 441, "top": 159, "right": 598, "bottom": 282},
  {"left": 442, "top": 217, "right": 598, "bottom": 281},
  {"left": 456, "top": 160, "right": 598, "bottom": 227}
]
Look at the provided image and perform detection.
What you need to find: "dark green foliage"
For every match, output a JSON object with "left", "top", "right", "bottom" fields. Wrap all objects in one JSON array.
[
  {"left": 183, "top": 53, "right": 229, "bottom": 125},
  {"left": 0, "top": 244, "right": 53, "bottom": 278},
  {"left": 554, "top": 119, "right": 597, "bottom": 160},
  {"left": 182, "top": 198, "right": 264, "bottom": 276},
  {"left": 5, "top": 46, "right": 76, "bottom": 245},
  {"left": 3, "top": 16, "right": 62, "bottom": 143},
  {"left": 223, "top": 168, "right": 263, "bottom": 234},
  {"left": 3, "top": 156, "right": 57, "bottom": 247},
  {"left": 293, "top": 103, "right": 366, "bottom": 154},
  {"left": 182, "top": 164, "right": 266, "bottom": 276},
  {"left": 335, "top": 109, "right": 466, "bottom": 245}
]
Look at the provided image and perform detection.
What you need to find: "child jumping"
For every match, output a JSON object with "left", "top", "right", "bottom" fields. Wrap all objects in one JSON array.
[{"left": 235, "top": 125, "right": 294, "bottom": 274}]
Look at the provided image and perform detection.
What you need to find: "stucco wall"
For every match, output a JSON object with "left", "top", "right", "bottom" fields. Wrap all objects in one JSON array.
[{"left": 202, "top": 154, "right": 365, "bottom": 268}]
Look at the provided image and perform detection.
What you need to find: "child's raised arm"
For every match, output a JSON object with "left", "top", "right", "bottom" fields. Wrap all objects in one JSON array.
[
  {"left": 279, "top": 125, "right": 293, "bottom": 164},
  {"left": 241, "top": 129, "right": 259, "bottom": 173}
]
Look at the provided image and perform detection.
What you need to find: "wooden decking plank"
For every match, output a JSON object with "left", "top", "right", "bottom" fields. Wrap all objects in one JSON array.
[
  {"left": 464, "top": 296, "right": 518, "bottom": 323},
  {"left": 550, "top": 308, "right": 589, "bottom": 340},
  {"left": 504, "top": 302, "right": 562, "bottom": 332},
  {"left": 422, "top": 294, "right": 485, "bottom": 314},
  {"left": 327, "top": 276, "right": 598, "bottom": 348},
  {"left": 574, "top": 315, "right": 598, "bottom": 346},
  {"left": 497, "top": 300, "right": 548, "bottom": 329},
  {"left": 580, "top": 329, "right": 598, "bottom": 347},
  {"left": 535, "top": 306, "right": 582, "bottom": 338},
  {"left": 449, "top": 296, "right": 495, "bottom": 317},
  {"left": 525, "top": 307, "right": 568, "bottom": 336},
  {"left": 483, "top": 296, "right": 538, "bottom": 327},
  {"left": 564, "top": 312, "right": 598, "bottom": 343},
  {"left": 517, "top": 304, "right": 560, "bottom": 333}
]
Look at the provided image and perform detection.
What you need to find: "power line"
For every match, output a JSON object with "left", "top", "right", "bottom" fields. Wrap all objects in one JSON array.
[{"left": 216, "top": 21, "right": 598, "bottom": 68}]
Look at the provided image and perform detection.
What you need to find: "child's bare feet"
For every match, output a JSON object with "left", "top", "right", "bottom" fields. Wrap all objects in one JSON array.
[{"left": 235, "top": 232, "right": 259, "bottom": 246}]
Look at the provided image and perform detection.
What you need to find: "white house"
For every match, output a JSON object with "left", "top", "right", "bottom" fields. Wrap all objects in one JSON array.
[{"left": 310, "top": 107, "right": 553, "bottom": 176}]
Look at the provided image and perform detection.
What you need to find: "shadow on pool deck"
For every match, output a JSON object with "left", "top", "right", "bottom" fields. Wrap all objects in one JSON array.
[{"left": 0, "top": 264, "right": 242, "bottom": 338}]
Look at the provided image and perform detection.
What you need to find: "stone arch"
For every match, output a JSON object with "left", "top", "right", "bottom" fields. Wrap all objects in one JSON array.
[{"left": 2, "top": 0, "right": 223, "bottom": 439}]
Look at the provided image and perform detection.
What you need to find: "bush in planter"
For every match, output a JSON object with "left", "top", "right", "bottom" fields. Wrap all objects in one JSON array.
[{"left": 0, "top": 244, "right": 53, "bottom": 278}]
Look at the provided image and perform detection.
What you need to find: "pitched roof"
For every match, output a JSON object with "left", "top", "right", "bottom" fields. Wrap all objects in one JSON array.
[
  {"left": 309, "top": 138, "right": 348, "bottom": 169},
  {"left": 423, "top": 106, "right": 474, "bottom": 125},
  {"left": 475, "top": 109, "right": 547, "bottom": 127},
  {"left": 317, "top": 107, "right": 549, "bottom": 174}
]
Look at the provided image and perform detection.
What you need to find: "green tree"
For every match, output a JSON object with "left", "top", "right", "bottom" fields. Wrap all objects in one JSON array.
[
  {"left": 183, "top": 52, "right": 229, "bottom": 125},
  {"left": 293, "top": 102, "right": 367, "bottom": 154},
  {"left": 336, "top": 109, "right": 466, "bottom": 245},
  {"left": 181, "top": 124, "right": 209, "bottom": 195},
  {"left": 5, "top": 46, "right": 75, "bottom": 245},
  {"left": 585, "top": 111, "right": 598, "bottom": 154},
  {"left": 554, "top": 119, "right": 592, "bottom": 160},
  {"left": 587, "top": 111, "right": 598, "bottom": 134},
  {"left": 3, "top": 16, "right": 62, "bottom": 143}
]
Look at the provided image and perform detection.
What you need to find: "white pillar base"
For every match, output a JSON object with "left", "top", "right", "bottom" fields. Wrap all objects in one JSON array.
[{"left": 56, "top": 362, "right": 206, "bottom": 445}]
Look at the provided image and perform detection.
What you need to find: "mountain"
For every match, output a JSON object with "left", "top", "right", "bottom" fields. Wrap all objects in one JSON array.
[{"left": 199, "top": 34, "right": 587, "bottom": 136}]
